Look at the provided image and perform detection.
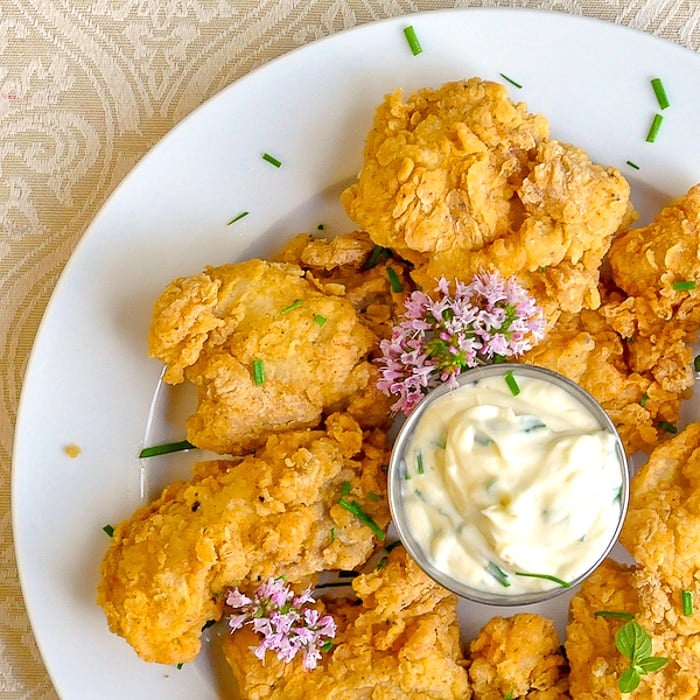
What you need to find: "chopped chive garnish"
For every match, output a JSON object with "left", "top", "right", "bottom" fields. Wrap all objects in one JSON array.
[
  {"left": 499, "top": 73, "right": 522, "bottom": 89},
  {"left": 626, "top": 160, "right": 640, "bottom": 170},
  {"left": 317, "top": 223, "right": 325, "bottom": 230},
  {"left": 386, "top": 266, "right": 403, "bottom": 292},
  {"left": 385, "top": 540, "right": 402, "bottom": 553},
  {"left": 337, "top": 498, "right": 385, "bottom": 540},
  {"left": 341, "top": 480, "right": 352, "bottom": 496},
  {"left": 682, "top": 589, "right": 694, "bottom": 616},
  {"left": 363, "top": 245, "right": 391, "bottom": 270},
  {"left": 694, "top": 354, "right": 700, "bottom": 373},
  {"left": 313, "top": 314, "right": 327, "bottom": 326},
  {"left": 262, "top": 152, "right": 282, "bottom": 167},
  {"left": 281, "top": 298, "right": 303, "bottom": 314},
  {"left": 403, "top": 25, "right": 422, "bottom": 56},
  {"left": 252, "top": 359, "right": 265, "bottom": 385},
  {"left": 658, "top": 420, "right": 678, "bottom": 434},
  {"left": 504, "top": 370, "right": 520, "bottom": 396},
  {"left": 515, "top": 571, "right": 571, "bottom": 588},
  {"left": 646, "top": 113, "right": 664, "bottom": 143},
  {"left": 102, "top": 524, "right": 115, "bottom": 537},
  {"left": 594, "top": 610, "right": 635, "bottom": 620},
  {"left": 673, "top": 280, "right": 697, "bottom": 291},
  {"left": 227, "top": 211, "right": 249, "bottom": 225},
  {"left": 504, "top": 691, "right": 514, "bottom": 700},
  {"left": 329, "top": 527, "right": 335, "bottom": 543},
  {"left": 139, "top": 439, "right": 195, "bottom": 458},
  {"left": 320, "top": 640, "right": 334, "bottom": 653},
  {"left": 486, "top": 561, "right": 511, "bottom": 587},
  {"left": 367, "top": 492, "right": 381, "bottom": 501},
  {"left": 640, "top": 393, "right": 649, "bottom": 407},
  {"left": 376, "top": 556, "right": 388, "bottom": 570},
  {"left": 176, "top": 663, "right": 184, "bottom": 670},
  {"left": 651, "top": 77, "right": 670, "bottom": 110},
  {"left": 416, "top": 451, "right": 424, "bottom": 475}
]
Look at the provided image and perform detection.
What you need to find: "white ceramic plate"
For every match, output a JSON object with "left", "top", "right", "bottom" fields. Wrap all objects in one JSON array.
[{"left": 13, "top": 8, "right": 700, "bottom": 699}]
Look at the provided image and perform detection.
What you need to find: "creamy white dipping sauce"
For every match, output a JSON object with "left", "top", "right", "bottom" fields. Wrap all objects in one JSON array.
[{"left": 398, "top": 369, "right": 625, "bottom": 596}]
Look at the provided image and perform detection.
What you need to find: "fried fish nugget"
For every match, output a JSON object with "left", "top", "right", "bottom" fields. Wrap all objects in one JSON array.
[
  {"left": 149, "top": 258, "right": 383, "bottom": 454},
  {"left": 223, "top": 547, "right": 471, "bottom": 699},
  {"left": 97, "top": 413, "right": 390, "bottom": 665}
]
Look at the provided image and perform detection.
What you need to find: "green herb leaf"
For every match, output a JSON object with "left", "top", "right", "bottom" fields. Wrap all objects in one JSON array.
[
  {"left": 252, "top": 359, "right": 265, "bottom": 385},
  {"left": 139, "top": 439, "right": 195, "bottom": 458},
  {"left": 337, "top": 498, "right": 386, "bottom": 540},
  {"left": 102, "top": 524, "right": 115, "bottom": 537},
  {"left": 504, "top": 370, "right": 520, "bottom": 396},
  {"left": 403, "top": 25, "right": 422, "bottom": 56},
  {"left": 636, "top": 656, "right": 669, "bottom": 673},
  {"left": 320, "top": 640, "right": 334, "bottom": 653},
  {"left": 618, "top": 666, "right": 641, "bottom": 693},
  {"left": 514, "top": 571, "right": 571, "bottom": 588},
  {"left": 615, "top": 619, "right": 652, "bottom": 663}
]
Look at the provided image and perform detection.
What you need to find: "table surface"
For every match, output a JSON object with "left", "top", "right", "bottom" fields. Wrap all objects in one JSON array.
[{"left": 2, "top": 0, "right": 699, "bottom": 697}]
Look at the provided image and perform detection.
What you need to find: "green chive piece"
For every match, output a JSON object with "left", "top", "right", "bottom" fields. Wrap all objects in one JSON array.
[
  {"left": 514, "top": 571, "right": 571, "bottom": 588},
  {"left": 314, "top": 314, "right": 327, "bottom": 326},
  {"left": 337, "top": 498, "right": 386, "bottom": 540},
  {"left": 139, "top": 439, "right": 194, "bottom": 458},
  {"left": 658, "top": 420, "right": 678, "bottom": 434},
  {"left": 227, "top": 211, "right": 249, "bottom": 225},
  {"left": 262, "top": 152, "right": 282, "bottom": 167},
  {"left": 682, "top": 589, "right": 694, "bottom": 616},
  {"left": 363, "top": 245, "right": 391, "bottom": 270},
  {"left": 403, "top": 25, "right": 422, "bottom": 56},
  {"left": 320, "top": 640, "right": 334, "bottom": 653},
  {"left": 252, "top": 359, "right": 265, "bottom": 385},
  {"left": 646, "top": 113, "right": 664, "bottom": 143},
  {"left": 386, "top": 266, "right": 403, "bottom": 292},
  {"left": 651, "top": 77, "right": 670, "bottom": 110},
  {"left": 281, "top": 298, "right": 303, "bottom": 314},
  {"left": 376, "top": 556, "right": 388, "bottom": 570},
  {"left": 694, "top": 355, "right": 700, "bottom": 373},
  {"left": 499, "top": 73, "right": 522, "bottom": 89},
  {"left": 341, "top": 480, "right": 352, "bottom": 496},
  {"left": 626, "top": 160, "right": 640, "bottom": 170},
  {"left": 640, "top": 393, "right": 649, "bottom": 407},
  {"left": 102, "top": 524, "right": 115, "bottom": 537},
  {"left": 504, "top": 691, "right": 515, "bottom": 700},
  {"left": 673, "top": 280, "right": 697, "bottom": 291},
  {"left": 594, "top": 610, "right": 635, "bottom": 620},
  {"left": 329, "top": 527, "right": 335, "bottom": 543},
  {"left": 504, "top": 370, "right": 520, "bottom": 396},
  {"left": 385, "top": 540, "right": 402, "bottom": 553},
  {"left": 317, "top": 223, "right": 325, "bottom": 230},
  {"left": 416, "top": 451, "right": 424, "bottom": 475},
  {"left": 176, "top": 663, "right": 184, "bottom": 670},
  {"left": 486, "top": 561, "right": 511, "bottom": 587}
]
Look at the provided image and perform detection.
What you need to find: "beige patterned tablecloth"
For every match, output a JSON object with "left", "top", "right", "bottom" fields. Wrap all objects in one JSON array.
[{"left": 1, "top": 0, "right": 698, "bottom": 697}]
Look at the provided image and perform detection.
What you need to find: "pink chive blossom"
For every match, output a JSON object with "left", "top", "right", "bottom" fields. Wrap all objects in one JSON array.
[
  {"left": 377, "top": 271, "right": 546, "bottom": 415},
  {"left": 226, "top": 577, "right": 336, "bottom": 671}
]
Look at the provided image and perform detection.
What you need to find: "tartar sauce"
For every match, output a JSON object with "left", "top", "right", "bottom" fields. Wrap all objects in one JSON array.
[{"left": 395, "top": 367, "right": 626, "bottom": 596}]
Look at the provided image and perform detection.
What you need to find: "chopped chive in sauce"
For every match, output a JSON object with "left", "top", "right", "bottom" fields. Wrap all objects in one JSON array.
[
  {"left": 262, "top": 152, "right": 282, "bottom": 167},
  {"left": 640, "top": 393, "right": 650, "bottom": 407},
  {"left": 416, "top": 451, "right": 425, "bottom": 475},
  {"left": 594, "top": 610, "right": 635, "bottom": 620},
  {"left": 673, "top": 280, "right": 697, "bottom": 291},
  {"left": 314, "top": 314, "right": 327, "bottom": 326},
  {"left": 658, "top": 420, "right": 678, "bottom": 434},
  {"left": 338, "top": 498, "right": 386, "bottom": 540},
  {"left": 102, "top": 524, "right": 115, "bottom": 537},
  {"left": 694, "top": 355, "right": 700, "bottom": 373},
  {"left": 504, "top": 370, "right": 520, "bottom": 396},
  {"left": 646, "top": 114, "right": 664, "bottom": 143},
  {"left": 626, "top": 160, "right": 640, "bottom": 170},
  {"left": 139, "top": 439, "right": 195, "bottom": 458},
  {"left": 280, "top": 298, "right": 303, "bottom": 314},
  {"left": 341, "top": 480, "right": 352, "bottom": 496},
  {"left": 252, "top": 359, "right": 265, "bottom": 385},
  {"left": 486, "top": 561, "right": 511, "bottom": 588},
  {"left": 515, "top": 571, "right": 571, "bottom": 588},
  {"left": 403, "top": 25, "right": 422, "bottom": 56},
  {"left": 386, "top": 266, "right": 404, "bottom": 292},
  {"left": 363, "top": 245, "right": 392, "bottom": 270},
  {"left": 227, "top": 210, "right": 249, "bottom": 225},
  {"left": 651, "top": 77, "right": 670, "bottom": 110},
  {"left": 682, "top": 589, "right": 694, "bottom": 615},
  {"left": 499, "top": 73, "right": 522, "bottom": 89}
]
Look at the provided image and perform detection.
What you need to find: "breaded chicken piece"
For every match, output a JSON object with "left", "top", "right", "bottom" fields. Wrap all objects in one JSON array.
[
  {"left": 468, "top": 613, "right": 569, "bottom": 699},
  {"left": 149, "top": 258, "right": 385, "bottom": 454},
  {"left": 274, "top": 230, "right": 414, "bottom": 341},
  {"left": 521, "top": 304, "right": 689, "bottom": 455},
  {"left": 620, "top": 423, "right": 700, "bottom": 637},
  {"left": 97, "top": 413, "right": 390, "bottom": 665},
  {"left": 341, "top": 78, "right": 633, "bottom": 325},
  {"left": 608, "top": 184, "right": 700, "bottom": 325},
  {"left": 223, "top": 547, "right": 471, "bottom": 699},
  {"left": 566, "top": 559, "right": 700, "bottom": 699}
]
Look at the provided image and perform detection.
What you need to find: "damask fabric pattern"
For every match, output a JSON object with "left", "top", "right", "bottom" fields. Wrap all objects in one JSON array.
[{"left": 1, "top": 0, "right": 698, "bottom": 697}]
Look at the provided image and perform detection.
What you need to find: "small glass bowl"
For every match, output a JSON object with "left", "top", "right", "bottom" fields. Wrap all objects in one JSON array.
[{"left": 387, "top": 363, "right": 630, "bottom": 606}]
